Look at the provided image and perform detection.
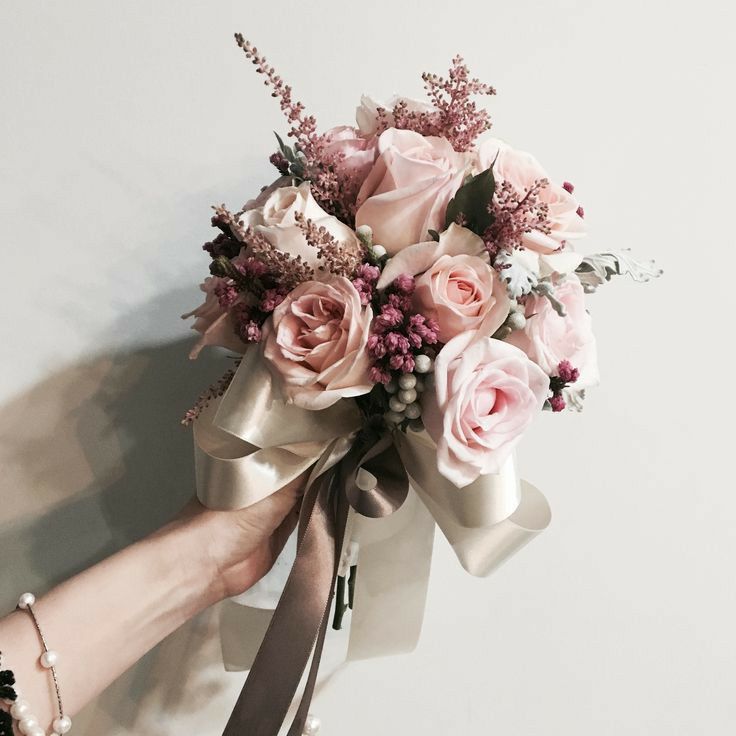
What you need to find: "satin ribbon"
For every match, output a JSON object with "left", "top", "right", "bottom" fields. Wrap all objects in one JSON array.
[{"left": 193, "top": 348, "right": 552, "bottom": 734}]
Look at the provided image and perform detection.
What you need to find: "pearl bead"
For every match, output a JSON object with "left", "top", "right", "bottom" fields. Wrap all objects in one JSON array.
[
  {"left": 51, "top": 733, "right": 62, "bottom": 736},
  {"left": 384, "top": 378, "right": 398, "bottom": 394},
  {"left": 18, "top": 716, "right": 39, "bottom": 734},
  {"left": 372, "top": 244, "right": 387, "bottom": 259},
  {"left": 398, "top": 373, "right": 416, "bottom": 390},
  {"left": 18, "top": 593, "right": 36, "bottom": 609},
  {"left": 404, "top": 402, "right": 422, "bottom": 420},
  {"left": 384, "top": 410, "right": 404, "bottom": 424},
  {"left": 414, "top": 377, "right": 425, "bottom": 392},
  {"left": 27, "top": 727, "right": 45, "bottom": 736},
  {"left": 53, "top": 716, "right": 72, "bottom": 734},
  {"left": 408, "top": 418, "right": 424, "bottom": 432},
  {"left": 495, "top": 325, "right": 512, "bottom": 339},
  {"left": 388, "top": 397, "right": 406, "bottom": 413},
  {"left": 303, "top": 713, "right": 321, "bottom": 735},
  {"left": 398, "top": 388, "right": 417, "bottom": 404},
  {"left": 10, "top": 699, "right": 30, "bottom": 719},
  {"left": 40, "top": 650, "right": 59, "bottom": 668},
  {"left": 506, "top": 311, "right": 526, "bottom": 330},
  {"left": 414, "top": 355, "right": 433, "bottom": 374}
]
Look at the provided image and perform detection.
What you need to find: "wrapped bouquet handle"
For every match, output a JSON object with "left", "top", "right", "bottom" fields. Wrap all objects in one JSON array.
[{"left": 194, "top": 350, "right": 551, "bottom": 735}]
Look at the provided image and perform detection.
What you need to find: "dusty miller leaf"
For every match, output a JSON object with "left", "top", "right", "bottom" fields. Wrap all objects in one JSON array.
[
  {"left": 495, "top": 249, "right": 538, "bottom": 298},
  {"left": 576, "top": 250, "right": 662, "bottom": 293}
]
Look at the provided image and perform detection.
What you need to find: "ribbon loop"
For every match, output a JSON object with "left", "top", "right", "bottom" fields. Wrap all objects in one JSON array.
[{"left": 343, "top": 429, "right": 409, "bottom": 519}]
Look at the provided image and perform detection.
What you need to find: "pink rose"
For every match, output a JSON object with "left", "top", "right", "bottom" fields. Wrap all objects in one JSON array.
[
  {"left": 355, "top": 129, "right": 471, "bottom": 255},
  {"left": 322, "top": 125, "right": 378, "bottom": 188},
  {"left": 181, "top": 277, "right": 246, "bottom": 359},
  {"left": 506, "top": 276, "right": 598, "bottom": 389},
  {"left": 423, "top": 331, "right": 550, "bottom": 487},
  {"left": 241, "top": 182, "right": 360, "bottom": 269},
  {"left": 414, "top": 253, "right": 509, "bottom": 342},
  {"left": 262, "top": 276, "right": 373, "bottom": 409},
  {"left": 477, "top": 138, "right": 585, "bottom": 254},
  {"left": 355, "top": 95, "right": 437, "bottom": 136}
]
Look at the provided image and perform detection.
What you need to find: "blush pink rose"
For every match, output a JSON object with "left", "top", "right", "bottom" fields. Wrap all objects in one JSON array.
[
  {"left": 355, "top": 94, "right": 437, "bottom": 136},
  {"left": 414, "top": 253, "right": 509, "bottom": 342},
  {"left": 322, "top": 125, "right": 378, "bottom": 188},
  {"left": 423, "top": 331, "right": 549, "bottom": 487},
  {"left": 262, "top": 276, "right": 373, "bottom": 409},
  {"left": 477, "top": 138, "right": 585, "bottom": 254},
  {"left": 181, "top": 276, "right": 246, "bottom": 359},
  {"left": 355, "top": 128, "right": 471, "bottom": 255},
  {"left": 506, "top": 276, "right": 598, "bottom": 389},
  {"left": 240, "top": 181, "right": 360, "bottom": 269}
]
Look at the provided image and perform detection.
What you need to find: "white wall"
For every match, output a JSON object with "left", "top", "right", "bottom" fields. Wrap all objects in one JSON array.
[{"left": 1, "top": 1, "right": 734, "bottom": 734}]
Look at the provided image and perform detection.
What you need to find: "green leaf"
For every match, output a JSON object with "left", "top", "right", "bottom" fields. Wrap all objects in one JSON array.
[
  {"left": 444, "top": 166, "right": 495, "bottom": 235},
  {"left": 274, "top": 131, "right": 295, "bottom": 162}
]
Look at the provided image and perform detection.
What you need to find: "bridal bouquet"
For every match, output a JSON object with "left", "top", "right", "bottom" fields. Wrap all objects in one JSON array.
[{"left": 184, "top": 34, "right": 660, "bottom": 736}]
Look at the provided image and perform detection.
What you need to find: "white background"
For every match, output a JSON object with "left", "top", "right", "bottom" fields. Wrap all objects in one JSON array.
[{"left": 1, "top": 1, "right": 734, "bottom": 734}]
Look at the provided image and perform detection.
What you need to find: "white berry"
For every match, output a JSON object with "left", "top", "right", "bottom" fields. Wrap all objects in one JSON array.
[
  {"left": 398, "top": 374, "right": 417, "bottom": 390},
  {"left": 507, "top": 311, "right": 526, "bottom": 330},
  {"left": 398, "top": 388, "right": 417, "bottom": 404},
  {"left": 414, "top": 355, "right": 433, "bottom": 374},
  {"left": 384, "top": 378, "right": 398, "bottom": 394},
  {"left": 388, "top": 397, "right": 406, "bottom": 413},
  {"left": 404, "top": 403, "right": 422, "bottom": 420},
  {"left": 372, "top": 244, "right": 387, "bottom": 259}
]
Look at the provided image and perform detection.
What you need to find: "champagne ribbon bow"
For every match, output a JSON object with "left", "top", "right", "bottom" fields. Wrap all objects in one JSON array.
[{"left": 193, "top": 348, "right": 551, "bottom": 735}]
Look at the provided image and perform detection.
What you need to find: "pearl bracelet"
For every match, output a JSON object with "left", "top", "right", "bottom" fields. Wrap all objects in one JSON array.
[{"left": 12, "top": 593, "right": 72, "bottom": 736}]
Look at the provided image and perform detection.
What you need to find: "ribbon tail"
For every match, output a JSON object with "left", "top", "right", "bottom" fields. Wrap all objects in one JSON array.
[
  {"left": 287, "top": 487, "right": 349, "bottom": 735},
  {"left": 347, "top": 488, "right": 435, "bottom": 660},
  {"left": 222, "top": 467, "right": 346, "bottom": 736}
]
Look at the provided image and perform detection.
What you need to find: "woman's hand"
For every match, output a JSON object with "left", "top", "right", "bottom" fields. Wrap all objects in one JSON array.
[
  {"left": 180, "top": 473, "right": 305, "bottom": 602},
  {"left": 0, "top": 474, "right": 307, "bottom": 726}
]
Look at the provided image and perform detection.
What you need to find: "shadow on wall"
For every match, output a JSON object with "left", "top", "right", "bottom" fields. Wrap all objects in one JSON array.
[{"left": 0, "top": 291, "right": 240, "bottom": 733}]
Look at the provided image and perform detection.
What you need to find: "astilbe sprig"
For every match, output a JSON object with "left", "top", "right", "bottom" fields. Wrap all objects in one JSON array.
[
  {"left": 484, "top": 179, "right": 552, "bottom": 257},
  {"left": 182, "top": 361, "right": 241, "bottom": 425},
  {"left": 377, "top": 55, "right": 496, "bottom": 152},
  {"left": 234, "top": 34, "right": 361, "bottom": 224},
  {"left": 293, "top": 212, "right": 365, "bottom": 277},
  {"left": 235, "top": 34, "right": 320, "bottom": 159}
]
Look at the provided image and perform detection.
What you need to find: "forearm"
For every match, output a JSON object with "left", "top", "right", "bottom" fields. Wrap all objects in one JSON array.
[{"left": 0, "top": 509, "right": 223, "bottom": 727}]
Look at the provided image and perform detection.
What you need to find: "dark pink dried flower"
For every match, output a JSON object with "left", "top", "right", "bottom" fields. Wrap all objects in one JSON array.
[
  {"left": 367, "top": 334, "right": 387, "bottom": 359},
  {"left": 214, "top": 281, "right": 239, "bottom": 309},
  {"left": 563, "top": 181, "right": 575, "bottom": 194},
  {"left": 549, "top": 394, "right": 566, "bottom": 412},
  {"left": 369, "top": 365, "right": 392, "bottom": 384},
  {"left": 260, "top": 288, "right": 286, "bottom": 313},
  {"left": 393, "top": 273, "right": 416, "bottom": 295},
  {"left": 576, "top": 205, "right": 585, "bottom": 219},
  {"left": 389, "top": 353, "right": 416, "bottom": 373},
  {"left": 233, "top": 256, "right": 268, "bottom": 278},
  {"left": 374, "top": 304, "right": 404, "bottom": 332},
  {"left": 407, "top": 314, "right": 439, "bottom": 345},
  {"left": 557, "top": 360, "right": 580, "bottom": 384}
]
